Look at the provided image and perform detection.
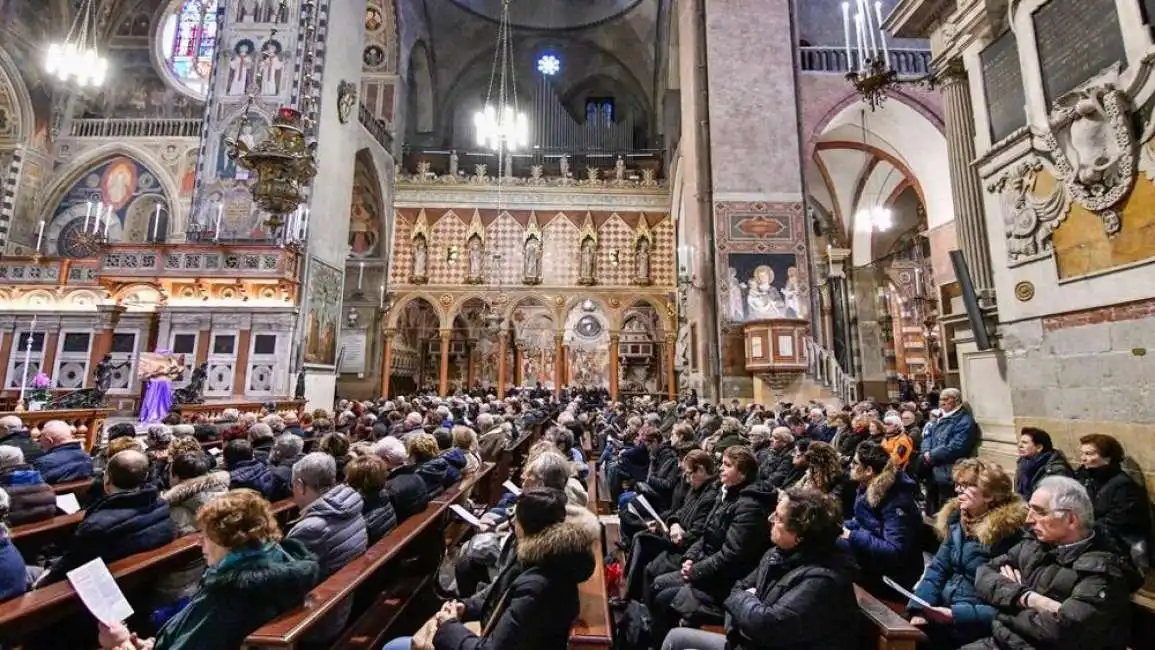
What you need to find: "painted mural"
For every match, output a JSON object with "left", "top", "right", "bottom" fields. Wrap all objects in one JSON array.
[
  {"left": 47, "top": 157, "right": 171, "bottom": 257},
  {"left": 723, "top": 252, "right": 807, "bottom": 323},
  {"left": 80, "top": 49, "right": 203, "bottom": 119},
  {"left": 349, "top": 155, "right": 383, "bottom": 257},
  {"left": 303, "top": 258, "right": 343, "bottom": 366}
]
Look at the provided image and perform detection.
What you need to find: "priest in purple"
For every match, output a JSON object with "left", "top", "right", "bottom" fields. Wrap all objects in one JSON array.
[{"left": 138, "top": 349, "right": 183, "bottom": 424}]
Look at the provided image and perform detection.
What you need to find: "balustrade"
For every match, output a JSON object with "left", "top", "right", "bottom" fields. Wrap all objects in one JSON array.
[
  {"left": 798, "top": 46, "right": 932, "bottom": 76},
  {"left": 68, "top": 118, "right": 203, "bottom": 139}
]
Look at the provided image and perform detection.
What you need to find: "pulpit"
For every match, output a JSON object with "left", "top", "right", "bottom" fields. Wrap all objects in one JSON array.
[{"left": 743, "top": 318, "right": 810, "bottom": 405}]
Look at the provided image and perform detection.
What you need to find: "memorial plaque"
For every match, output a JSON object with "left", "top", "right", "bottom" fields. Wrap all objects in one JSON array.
[
  {"left": 339, "top": 330, "right": 367, "bottom": 374},
  {"left": 1033, "top": 0, "right": 1125, "bottom": 105},
  {"left": 981, "top": 30, "right": 1027, "bottom": 143}
]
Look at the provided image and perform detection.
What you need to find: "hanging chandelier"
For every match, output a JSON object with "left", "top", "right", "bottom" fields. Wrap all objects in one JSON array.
[
  {"left": 45, "top": 0, "right": 109, "bottom": 88},
  {"left": 840, "top": 1, "right": 933, "bottom": 110},
  {"left": 474, "top": 0, "right": 529, "bottom": 151}
]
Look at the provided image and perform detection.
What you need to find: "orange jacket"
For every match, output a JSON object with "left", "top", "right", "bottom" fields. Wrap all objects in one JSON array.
[{"left": 881, "top": 432, "right": 915, "bottom": 470}]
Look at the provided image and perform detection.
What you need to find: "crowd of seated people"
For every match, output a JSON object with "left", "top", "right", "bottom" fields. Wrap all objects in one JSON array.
[{"left": 0, "top": 383, "right": 1149, "bottom": 650}]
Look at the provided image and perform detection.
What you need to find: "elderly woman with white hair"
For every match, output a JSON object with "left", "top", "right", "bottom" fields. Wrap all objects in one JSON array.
[{"left": 0, "top": 445, "right": 55, "bottom": 526}]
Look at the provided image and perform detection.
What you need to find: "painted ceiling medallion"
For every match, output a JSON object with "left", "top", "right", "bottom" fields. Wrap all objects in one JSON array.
[{"left": 448, "top": 0, "right": 643, "bottom": 30}]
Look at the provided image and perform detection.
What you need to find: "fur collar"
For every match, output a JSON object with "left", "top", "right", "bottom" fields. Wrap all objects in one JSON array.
[
  {"left": 517, "top": 504, "right": 599, "bottom": 567},
  {"left": 163, "top": 470, "right": 230, "bottom": 506},
  {"left": 865, "top": 463, "right": 899, "bottom": 508},
  {"left": 934, "top": 497, "right": 1027, "bottom": 546}
]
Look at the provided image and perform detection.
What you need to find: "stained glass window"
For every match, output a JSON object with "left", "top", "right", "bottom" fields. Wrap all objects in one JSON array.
[{"left": 159, "top": 0, "right": 220, "bottom": 99}]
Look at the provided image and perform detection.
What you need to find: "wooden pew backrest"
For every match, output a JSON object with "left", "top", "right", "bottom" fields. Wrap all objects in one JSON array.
[{"left": 854, "top": 585, "right": 926, "bottom": 650}]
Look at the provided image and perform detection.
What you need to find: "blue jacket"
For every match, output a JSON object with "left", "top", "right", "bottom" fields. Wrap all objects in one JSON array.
[
  {"left": 842, "top": 465, "right": 923, "bottom": 595},
  {"left": 33, "top": 441, "right": 94, "bottom": 484},
  {"left": 0, "top": 536, "right": 29, "bottom": 601},
  {"left": 229, "top": 459, "right": 278, "bottom": 499},
  {"left": 43, "top": 486, "right": 174, "bottom": 585},
  {"left": 619, "top": 444, "right": 650, "bottom": 481},
  {"left": 911, "top": 498, "right": 1026, "bottom": 646},
  {"left": 923, "top": 409, "right": 978, "bottom": 485}
]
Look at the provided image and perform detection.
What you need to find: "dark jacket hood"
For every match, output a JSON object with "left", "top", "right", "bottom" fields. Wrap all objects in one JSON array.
[
  {"left": 738, "top": 477, "right": 780, "bottom": 505},
  {"left": 864, "top": 462, "right": 917, "bottom": 508},
  {"left": 202, "top": 538, "right": 319, "bottom": 607},
  {"left": 517, "top": 504, "right": 599, "bottom": 585}
]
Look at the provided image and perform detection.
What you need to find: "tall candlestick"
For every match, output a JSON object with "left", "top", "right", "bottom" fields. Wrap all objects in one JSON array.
[
  {"left": 18, "top": 316, "right": 37, "bottom": 405},
  {"left": 214, "top": 203, "right": 223, "bottom": 242},
  {"left": 152, "top": 203, "right": 161, "bottom": 241},
  {"left": 357, "top": 261, "right": 364, "bottom": 290},
  {"left": 35, "top": 220, "right": 44, "bottom": 252},
  {"left": 874, "top": 1, "right": 890, "bottom": 68},
  {"left": 842, "top": 3, "right": 852, "bottom": 71},
  {"left": 300, "top": 207, "right": 310, "bottom": 240},
  {"left": 84, "top": 200, "right": 93, "bottom": 232},
  {"left": 861, "top": 0, "right": 878, "bottom": 62}
]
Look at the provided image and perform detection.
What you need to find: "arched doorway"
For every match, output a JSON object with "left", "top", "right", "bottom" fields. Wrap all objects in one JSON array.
[
  {"left": 391, "top": 297, "right": 439, "bottom": 394},
  {"left": 510, "top": 297, "right": 556, "bottom": 391}
]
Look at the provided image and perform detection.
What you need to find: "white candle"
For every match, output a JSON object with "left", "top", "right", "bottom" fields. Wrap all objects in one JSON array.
[
  {"left": 862, "top": 0, "right": 878, "bottom": 62},
  {"left": 152, "top": 203, "right": 161, "bottom": 241},
  {"left": 855, "top": 13, "right": 866, "bottom": 72},
  {"left": 842, "top": 3, "right": 852, "bottom": 70},
  {"left": 103, "top": 208, "right": 111, "bottom": 239},
  {"left": 379, "top": 283, "right": 385, "bottom": 308},
  {"left": 357, "top": 261, "right": 364, "bottom": 289},
  {"left": 874, "top": 1, "right": 890, "bottom": 69},
  {"left": 300, "top": 207, "right": 310, "bottom": 239},
  {"left": 84, "top": 201, "right": 92, "bottom": 231},
  {"left": 214, "top": 203, "right": 223, "bottom": 241},
  {"left": 35, "top": 220, "right": 44, "bottom": 252}
]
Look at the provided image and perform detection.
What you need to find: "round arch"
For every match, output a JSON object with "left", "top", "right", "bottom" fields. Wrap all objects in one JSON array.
[
  {"left": 0, "top": 45, "right": 36, "bottom": 144},
  {"left": 38, "top": 143, "right": 180, "bottom": 226},
  {"left": 562, "top": 295, "right": 611, "bottom": 329},
  {"left": 613, "top": 294, "right": 672, "bottom": 333},
  {"left": 503, "top": 293, "right": 558, "bottom": 323}
]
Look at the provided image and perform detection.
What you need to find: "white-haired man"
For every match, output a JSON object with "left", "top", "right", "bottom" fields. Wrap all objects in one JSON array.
[
  {"left": 966, "top": 476, "right": 1142, "bottom": 649},
  {"left": 33, "top": 421, "right": 93, "bottom": 484},
  {"left": 0, "top": 416, "right": 41, "bottom": 464},
  {"left": 920, "top": 387, "right": 978, "bottom": 512}
]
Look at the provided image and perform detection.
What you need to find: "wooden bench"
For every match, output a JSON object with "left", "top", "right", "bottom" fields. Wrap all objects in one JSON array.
[
  {"left": 569, "top": 465, "right": 613, "bottom": 649},
  {"left": 854, "top": 585, "right": 926, "bottom": 650},
  {"left": 0, "top": 408, "right": 113, "bottom": 450},
  {"left": 244, "top": 468, "right": 492, "bottom": 650},
  {"left": 173, "top": 399, "right": 304, "bottom": 422},
  {"left": 10, "top": 511, "right": 85, "bottom": 559}
]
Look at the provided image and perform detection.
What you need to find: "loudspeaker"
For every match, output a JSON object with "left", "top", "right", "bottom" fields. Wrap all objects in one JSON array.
[{"left": 949, "top": 250, "right": 992, "bottom": 351}]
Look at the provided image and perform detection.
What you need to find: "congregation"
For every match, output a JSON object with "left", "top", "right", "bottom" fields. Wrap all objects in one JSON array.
[{"left": 0, "top": 389, "right": 1149, "bottom": 650}]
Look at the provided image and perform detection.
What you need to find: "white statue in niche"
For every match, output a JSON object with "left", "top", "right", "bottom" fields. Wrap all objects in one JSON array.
[
  {"left": 524, "top": 237, "right": 542, "bottom": 281},
  {"left": 745, "top": 265, "right": 786, "bottom": 319},
  {"left": 412, "top": 237, "right": 428, "bottom": 278},
  {"left": 467, "top": 237, "right": 484, "bottom": 278},
  {"left": 634, "top": 240, "right": 650, "bottom": 282},
  {"left": 579, "top": 238, "right": 595, "bottom": 279}
]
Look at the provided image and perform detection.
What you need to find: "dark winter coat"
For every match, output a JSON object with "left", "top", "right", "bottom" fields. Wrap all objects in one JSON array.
[
  {"left": 1014, "top": 450, "right": 1074, "bottom": 499},
  {"left": 0, "top": 429, "right": 43, "bottom": 465},
  {"left": 0, "top": 535, "right": 29, "bottom": 601},
  {"left": 252, "top": 440, "right": 275, "bottom": 465},
  {"left": 723, "top": 546, "right": 858, "bottom": 650},
  {"left": 360, "top": 487, "right": 398, "bottom": 545},
  {"left": 841, "top": 463, "right": 923, "bottom": 594},
  {"left": 619, "top": 444, "right": 651, "bottom": 481},
  {"left": 832, "top": 428, "right": 869, "bottom": 465},
  {"left": 32, "top": 441, "right": 94, "bottom": 484},
  {"left": 665, "top": 478, "right": 719, "bottom": 549},
  {"left": 43, "top": 486, "right": 174, "bottom": 585},
  {"left": 969, "top": 530, "right": 1143, "bottom": 649},
  {"left": 433, "top": 505, "right": 599, "bottom": 650},
  {"left": 268, "top": 453, "right": 304, "bottom": 501},
  {"left": 911, "top": 498, "right": 1027, "bottom": 646},
  {"left": 1077, "top": 464, "right": 1153, "bottom": 559},
  {"left": 0, "top": 465, "right": 57, "bottom": 526},
  {"left": 683, "top": 478, "right": 777, "bottom": 598},
  {"left": 758, "top": 446, "right": 795, "bottom": 489},
  {"left": 228, "top": 458, "right": 278, "bottom": 499},
  {"left": 644, "top": 442, "right": 681, "bottom": 508},
  {"left": 923, "top": 409, "right": 979, "bottom": 485},
  {"left": 385, "top": 468, "right": 431, "bottom": 522},
  {"left": 152, "top": 539, "right": 320, "bottom": 650}
]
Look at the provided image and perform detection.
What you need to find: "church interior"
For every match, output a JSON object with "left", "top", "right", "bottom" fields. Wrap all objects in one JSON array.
[{"left": 0, "top": 0, "right": 1153, "bottom": 494}]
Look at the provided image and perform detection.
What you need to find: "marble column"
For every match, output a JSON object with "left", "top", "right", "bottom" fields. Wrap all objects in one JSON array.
[
  {"left": 608, "top": 332, "right": 620, "bottom": 401},
  {"left": 940, "top": 61, "right": 995, "bottom": 296},
  {"left": 438, "top": 329, "right": 452, "bottom": 396},
  {"left": 554, "top": 333, "right": 565, "bottom": 396},
  {"left": 664, "top": 334, "right": 677, "bottom": 400},
  {"left": 378, "top": 328, "right": 395, "bottom": 398},
  {"left": 497, "top": 335, "right": 508, "bottom": 397}
]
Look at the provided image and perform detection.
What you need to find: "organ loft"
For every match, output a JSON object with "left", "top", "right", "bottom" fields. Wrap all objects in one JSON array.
[{"left": 0, "top": 0, "right": 1152, "bottom": 504}]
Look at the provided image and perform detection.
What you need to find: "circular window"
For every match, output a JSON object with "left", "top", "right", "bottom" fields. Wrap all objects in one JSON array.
[
  {"left": 575, "top": 315, "right": 603, "bottom": 339},
  {"left": 156, "top": 0, "right": 221, "bottom": 99}
]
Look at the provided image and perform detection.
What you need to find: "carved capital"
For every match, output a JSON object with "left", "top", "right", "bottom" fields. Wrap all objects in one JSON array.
[
  {"left": 934, "top": 58, "right": 968, "bottom": 88},
  {"left": 439, "top": 328, "right": 453, "bottom": 340}
]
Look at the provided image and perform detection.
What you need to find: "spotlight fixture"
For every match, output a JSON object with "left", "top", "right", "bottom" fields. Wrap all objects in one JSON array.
[{"left": 537, "top": 54, "right": 561, "bottom": 76}]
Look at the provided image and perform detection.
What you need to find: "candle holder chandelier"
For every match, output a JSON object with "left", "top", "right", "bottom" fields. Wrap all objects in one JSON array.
[
  {"left": 474, "top": 0, "right": 529, "bottom": 151},
  {"left": 45, "top": 0, "right": 109, "bottom": 87},
  {"left": 841, "top": 1, "right": 935, "bottom": 110}
]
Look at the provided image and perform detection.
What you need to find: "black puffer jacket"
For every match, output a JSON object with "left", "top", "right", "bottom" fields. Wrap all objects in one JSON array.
[
  {"left": 665, "top": 478, "right": 719, "bottom": 549},
  {"left": 758, "top": 447, "right": 795, "bottom": 488},
  {"left": 1077, "top": 464, "right": 1153, "bottom": 557},
  {"left": 723, "top": 546, "right": 858, "bottom": 650},
  {"left": 971, "top": 530, "right": 1142, "bottom": 649},
  {"left": 683, "top": 478, "right": 776, "bottom": 597},
  {"left": 360, "top": 488, "right": 398, "bottom": 545},
  {"left": 644, "top": 442, "right": 681, "bottom": 508}
]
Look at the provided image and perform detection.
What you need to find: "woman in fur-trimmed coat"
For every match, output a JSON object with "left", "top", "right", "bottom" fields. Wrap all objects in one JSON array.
[{"left": 908, "top": 459, "right": 1027, "bottom": 649}]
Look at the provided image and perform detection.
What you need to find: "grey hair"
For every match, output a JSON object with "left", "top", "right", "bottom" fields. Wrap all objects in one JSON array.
[
  {"left": 748, "top": 424, "right": 771, "bottom": 441},
  {"left": 941, "top": 388, "right": 963, "bottom": 402},
  {"left": 476, "top": 413, "right": 493, "bottom": 432},
  {"left": 721, "top": 417, "right": 742, "bottom": 435},
  {"left": 0, "top": 487, "right": 8, "bottom": 530},
  {"left": 644, "top": 413, "right": 662, "bottom": 426},
  {"left": 1036, "top": 476, "right": 1094, "bottom": 529},
  {"left": 291, "top": 452, "right": 337, "bottom": 493},
  {"left": 0, "top": 446, "right": 23, "bottom": 471},
  {"left": 0, "top": 415, "right": 21, "bottom": 432},
  {"left": 770, "top": 426, "right": 795, "bottom": 445},
  {"left": 273, "top": 433, "right": 303, "bottom": 461},
  {"left": 526, "top": 451, "right": 571, "bottom": 490}
]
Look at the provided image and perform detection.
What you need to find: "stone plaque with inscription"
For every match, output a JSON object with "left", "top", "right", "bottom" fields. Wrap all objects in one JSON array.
[
  {"left": 1033, "top": 0, "right": 1125, "bottom": 104},
  {"left": 339, "top": 330, "right": 367, "bottom": 374},
  {"left": 981, "top": 30, "right": 1026, "bottom": 144}
]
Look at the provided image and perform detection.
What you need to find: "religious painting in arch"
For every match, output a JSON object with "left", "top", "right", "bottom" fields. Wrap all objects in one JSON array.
[
  {"left": 722, "top": 252, "right": 807, "bottom": 324},
  {"left": 303, "top": 258, "right": 343, "bottom": 367},
  {"left": 46, "top": 156, "right": 171, "bottom": 257},
  {"left": 216, "top": 112, "right": 269, "bottom": 181},
  {"left": 349, "top": 155, "right": 383, "bottom": 257}
]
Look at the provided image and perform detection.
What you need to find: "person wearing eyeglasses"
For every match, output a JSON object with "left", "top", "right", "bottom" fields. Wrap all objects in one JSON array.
[{"left": 966, "top": 476, "right": 1143, "bottom": 650}]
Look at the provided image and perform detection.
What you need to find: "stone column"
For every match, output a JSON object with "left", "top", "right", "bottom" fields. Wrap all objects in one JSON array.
[
  {"left": 438, "top": 329, "right": 452, "bottom": 396},
  {"left": 664, "top": 334, "right": 677, "bottom": 400},
  {"left": 497, "top": 335, "right": 508, "bottom": 397},
  {"left": 939, "top": 61, "right": 995, "bottom": 296},
  {"left": 554, "top": 333, "right": 565, "bottom": 396},
  {"left": 378, "top": 328, "right": 395, "bottom": 398},
  {"left": 608, "top": 332, "right": 620, "bottom": 401}
]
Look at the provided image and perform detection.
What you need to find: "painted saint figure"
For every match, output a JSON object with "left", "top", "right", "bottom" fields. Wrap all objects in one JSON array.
[
  {"left": 727, "top": 267, "right": 745, "bottom": 322},
  {"left": 745, "top": 265, "right": 786, "bottom": 319},
  {"left": 228, "top": 41, "right": 254, "bottom": 95},
  {"left": 783, "top": 265, "right": 804, "bottom": 318},
  {"left": 258, "top": 41, "right": 283, "bottom": 95}
]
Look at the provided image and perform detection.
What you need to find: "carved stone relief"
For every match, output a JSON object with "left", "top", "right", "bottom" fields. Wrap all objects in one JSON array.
[{"left": 988, "top": 158, "right": 1069, "bottom": 264}]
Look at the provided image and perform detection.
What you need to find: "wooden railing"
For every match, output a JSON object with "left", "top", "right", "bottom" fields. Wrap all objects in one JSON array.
[
  {"left": 0, "top": 408, "right": 112, "bottom": 450},
  {"left": 173, "top": 399, "right": 305, "bottom": 422},
  {"left": 359, "top": 103, "right": 394, "bottom": 152}
]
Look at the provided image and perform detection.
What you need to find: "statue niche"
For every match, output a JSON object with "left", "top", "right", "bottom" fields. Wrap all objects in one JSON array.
[
  {"left": 464, "top": 210, "right": 486, "bottom": 284},
  {"left": 523, "top": 212, "right": 543, "bottom": 285},
  {"left": 632, "top": 218, "right": 654, "bottom": 286},
  {"left": 410, "top": 234, "right": 429, "bottom": 284},
  {"left": 577, "top": 214, "right": 598, "bottom": 286}
]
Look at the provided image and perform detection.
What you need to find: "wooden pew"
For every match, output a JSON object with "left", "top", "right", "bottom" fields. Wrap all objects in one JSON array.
[
  {"left": 483, "top": 414, "right": 551, "bottom": 508},
  {"left": 0, "top": 408, "right": 113, "bottom": 450},
  {"left": 244, "top": 468, "right": 492, "bottom": 649},
  {"left": 10, "top": 511, "right": 84, "bottom": 559},
  {"left": 174, "top": 399, "right": 305, "bottom": 422},
  {"left": 51, "top": 478, "right": 94, "bottom": 499},
  {"left": 0, "top": 498, "right": 298, "bottom": 644},
  {"left": 854, "top": 585, "right": 926, "bottom": 650},
  {"left": 569, "top": 463, "right": 613, "bottom": 649}
]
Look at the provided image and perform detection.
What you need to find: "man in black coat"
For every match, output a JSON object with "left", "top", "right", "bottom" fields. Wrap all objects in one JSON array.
[
  {"left": 758, "top": 427, "right": 796, "bottom": 488},
  {"left": 38, "top": 450, "right": 173, "bottom": 586}
]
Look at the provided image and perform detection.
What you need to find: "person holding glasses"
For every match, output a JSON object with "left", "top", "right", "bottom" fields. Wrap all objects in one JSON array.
[
  {"left": 907, "top": 459, "right": 1026, "bottom": 648},
  {"left": 965, "top": 476, "right": 1143, "bottom": 650}
]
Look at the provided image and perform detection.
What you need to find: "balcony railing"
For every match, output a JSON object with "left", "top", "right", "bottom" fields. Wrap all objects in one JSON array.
[
  {"left": 400, "top": 148, "right": 666, "bottom": 184},
  {"left": 799, "top": 46, "right": 932, "bottom": 77},
  {"left": 69, "top": 118, "right": 204, "bottom": 139},
  {"left": 359, "top": 104, "right": 394, "bottom": 152}
]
